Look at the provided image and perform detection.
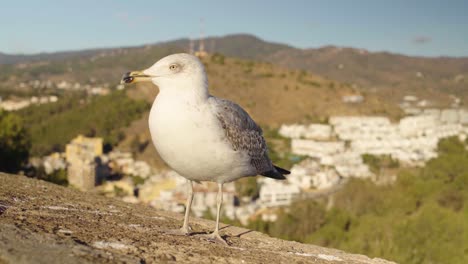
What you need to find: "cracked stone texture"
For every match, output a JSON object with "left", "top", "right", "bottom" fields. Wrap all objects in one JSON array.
[{"left": 0, "top": 173, "right": 396, "bottom": 264}]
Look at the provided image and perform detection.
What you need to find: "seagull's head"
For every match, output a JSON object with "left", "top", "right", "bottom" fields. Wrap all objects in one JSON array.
[{"left": 121, "top": 53, "right": 208, "bottom": 92}]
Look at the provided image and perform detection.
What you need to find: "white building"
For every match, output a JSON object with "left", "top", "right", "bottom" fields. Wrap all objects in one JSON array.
[
  {"left": 42, "top": 153, "right": 67, "bottom": 174},
  {"left": 281, "top": 107, "right": 468, "bottom": 185},
  {"left": 440, "top": 109, "right": 459, "bottom": 124},
  {"left": 342, "top": 95, "right": 364, "bottom": 104},
  {"left": 279, "top": 124, "right": 332, "bottom": 140},
  {"left": 192, "top": 186, "right": 236, "bottom": 218},
  {"left": 287, "top": 159, "right": 320, "bottom": 189},
  {"left": 292, "top": 139, "right": 344, "bottom": 159},
  {"left": 106, "top": 150, "right": 152, "bottom": 178},
  {"left": 0, "top": 100, "right": 31, "bottom": 111},
  {"left": 459, "top": 109, "right": 468, "bottom": 124},
  {"left": 259, "top": 178, "right": 300, "bottom": 207}
]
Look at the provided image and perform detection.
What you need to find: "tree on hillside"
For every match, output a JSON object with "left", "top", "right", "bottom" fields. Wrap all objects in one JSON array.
[
  {"left": 17, "top": 91, "right": 149, "bottom": 156},
  {"left": 0, "top": 110, "right": 31, "bottom": 173}
]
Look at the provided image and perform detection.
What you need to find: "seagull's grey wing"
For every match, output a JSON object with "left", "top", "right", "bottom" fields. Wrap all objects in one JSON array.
[{"left": 210, "top": 97, "right": 273, "bottom": 174}]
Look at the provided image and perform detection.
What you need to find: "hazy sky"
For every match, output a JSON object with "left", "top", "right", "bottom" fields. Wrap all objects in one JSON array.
[{"left": 1, "top": 0, "right": 467, "bottom": 57}]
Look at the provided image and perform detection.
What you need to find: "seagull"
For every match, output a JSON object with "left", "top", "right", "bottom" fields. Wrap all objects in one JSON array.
[{"left": 121, "top": 53, "right": 289, "bottom": 245}]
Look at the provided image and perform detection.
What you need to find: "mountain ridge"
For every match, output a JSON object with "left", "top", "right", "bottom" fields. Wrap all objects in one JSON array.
[
  {"left": 2, "top": 33, "right": 466, "bottom": 103},
  {"left": 2, "top": 33, "right": 467, "bottom": 60}
]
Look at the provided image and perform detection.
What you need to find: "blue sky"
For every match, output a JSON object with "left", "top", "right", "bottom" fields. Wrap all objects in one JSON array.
[{"left": 1, "top": 0, "right": 467, "bottom": 57}]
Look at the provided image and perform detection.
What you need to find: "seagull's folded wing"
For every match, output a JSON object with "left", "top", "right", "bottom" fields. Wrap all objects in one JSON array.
[{"left": 209, "top": 97, "right": 274, "bottom": 174}]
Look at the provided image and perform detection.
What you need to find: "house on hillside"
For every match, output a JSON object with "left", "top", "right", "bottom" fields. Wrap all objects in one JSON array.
[
  {"left": 66, "top": 135, "right": 106, "bottom": 190},
  {"left": 258, "top": 178, "right": 300, "bottom": 208}
]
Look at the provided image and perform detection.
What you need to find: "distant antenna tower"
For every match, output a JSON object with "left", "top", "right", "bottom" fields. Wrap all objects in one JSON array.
[
  {"left": 189, "top": 37, "right": 194, "bottom": 55},
  {"left": 199, "top": 18, "right": 205, "bottom": 53},
  {"left": 195, "top": 18, "right": 207, "bottom": 57}
]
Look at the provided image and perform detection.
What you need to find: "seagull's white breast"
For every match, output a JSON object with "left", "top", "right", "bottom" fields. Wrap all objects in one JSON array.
[{"left": 148, "top": 92, "right": 252, "bottom": 183}]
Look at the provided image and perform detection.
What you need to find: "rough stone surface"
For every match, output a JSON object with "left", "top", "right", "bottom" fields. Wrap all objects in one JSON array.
[{"left": 0, "top": 173, "right": 396, "bottom": 264}]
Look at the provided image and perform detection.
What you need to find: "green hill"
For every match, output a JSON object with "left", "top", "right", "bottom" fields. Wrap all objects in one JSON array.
[{"left": 17, "top": 91, "right": 149, "bottom": 156}]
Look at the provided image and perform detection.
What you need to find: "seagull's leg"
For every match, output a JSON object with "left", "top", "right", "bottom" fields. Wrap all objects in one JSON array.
[
  {"left": 205, "top": 182, "right": 228, "bottom": 245},
  {"left": 181, "top": 180, "right": 194, "bottom": 233},
  {"left": 165, "top": 180, "right": 193, "bottom": 236}
]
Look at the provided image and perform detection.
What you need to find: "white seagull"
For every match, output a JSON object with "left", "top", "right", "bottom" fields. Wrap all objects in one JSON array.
[{"left": 121, "top": 53, "right": 289, "bottom": 245}]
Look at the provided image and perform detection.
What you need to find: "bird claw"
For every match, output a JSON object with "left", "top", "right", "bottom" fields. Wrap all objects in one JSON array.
[
  {"left": 163, "top": 226, "right": 191, "bottom": 236},
  {"left": 200, "top": 232, "right": 229, "bottom": 246}
]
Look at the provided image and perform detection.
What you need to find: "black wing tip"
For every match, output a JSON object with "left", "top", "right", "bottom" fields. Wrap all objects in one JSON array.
[
  {"left": 260, "top": 165, "right": 290, "bottom": 180},
  {"left": 261, "top": 171, "right": 287, "bottom": 180},
  {"left": 274, "top": 165, "right": 291, "bottom": 175}
]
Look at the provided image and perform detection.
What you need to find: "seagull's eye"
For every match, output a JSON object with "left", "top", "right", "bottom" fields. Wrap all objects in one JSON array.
[{"left": 169, "top": 64, "right": 178, "bottom": 71}]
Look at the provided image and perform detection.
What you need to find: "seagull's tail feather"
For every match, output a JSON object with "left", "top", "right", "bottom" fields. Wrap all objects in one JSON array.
[{"left": 260, "top": 165, "right": 290, "bottom": 180}]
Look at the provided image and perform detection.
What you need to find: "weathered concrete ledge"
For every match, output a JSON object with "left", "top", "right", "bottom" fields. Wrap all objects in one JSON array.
[{"left": 0, "top": 173, "right": 395, "bottom": 264}]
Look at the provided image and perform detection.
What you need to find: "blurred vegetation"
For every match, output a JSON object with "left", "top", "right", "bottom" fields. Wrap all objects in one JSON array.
[
  {"left": 362, "top": 154, "right": 400, "bottom": 174},
  {"left": 297, "top": 70, "right": 321, "bottom": 87},
  {"left": 17, "top": 91, "right": 149, "bottom": 156},
  {"left": 129, "top": 175, "right": 146, "bottom": 186},
  {"left": 32, "top": 167, "right": 68, "bottom": 186},
  {"left": 249, "top": 201, "right": 326, "bottom": 241},
  {"left": 0, "top": 110, "right": 31, "bottom": 173},
  {"left": 250, "top": 137, "right": 468, "bottom": 264},
  {"left": 46, "top": 169, "right": 69, "bottom": 186},
  {"left": 113, "top": 186, "right": 127, "bottom": 197},
  {"left": 130, "top": 135, "right": 149, "bottom": 155},
  {"left": 235, "top": 177, "right": 259, "bottom": 198},
  {"left": 211, "top": 53, "right": 225, "bottom": 65}
]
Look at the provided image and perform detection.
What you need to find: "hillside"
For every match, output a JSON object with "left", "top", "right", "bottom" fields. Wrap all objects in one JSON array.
[
  {"left": 182, "top": 34, "right": 467, "bottom": 103},
  {"left": 265, "top": 46, "right": 468, "bottom": 103},
  {"left": 5, "top": 51, "right": 410, "bottom": 163},
  {"left": 0, "top": 173, "right": 394, "bottom": 264},
  {"left": 1, "top": 49, "right": 406, "bottom": 123},
  {"left": 0, "top": 50, "right": 105, "bottom": 65},
  {"left": 17, "top": 91, "right": 149, "bottom": 156},
  {"left": 118, "top": 54, "right": 405, "bottom": 169},
  {"left": 0, "top": 35, "right": 291, "bottom": 66},
  {"left": 5, "top": 47, "right": 457, "bottom": 167},
  {"left": 193, "top": 34, "right": 468, "bottom": 103},
  {"left": 2, "top": 34, "right": 467, "bottom": 103},
  {"left": 1, "top": 35, "right": 463, "bottom": 167},
  {"left": 128, "top": 55, "right": 405, "bottom": 124}
]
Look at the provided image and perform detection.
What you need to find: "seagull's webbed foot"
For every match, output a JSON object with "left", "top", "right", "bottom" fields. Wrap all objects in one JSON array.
[
  {"left": 164, "top": 226, "right": 192, "bottom": 236},
  {"left": 201, "top": 232, "right": 229, "bottom": 246}
]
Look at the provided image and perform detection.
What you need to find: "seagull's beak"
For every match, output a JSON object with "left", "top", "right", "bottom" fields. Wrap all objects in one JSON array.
[{"left": 120, "top": 71, "right": 152, "bottom": 84}]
